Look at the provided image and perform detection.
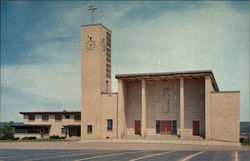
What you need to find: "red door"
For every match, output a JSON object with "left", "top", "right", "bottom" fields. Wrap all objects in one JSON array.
[
  {"left": 135, "top": 120, "right": 141, "bottom": 135},
  {"left": 160, "top": 121, "right": 172, "bottom": 135},
  {"left": 193, "top": 120, "right": 200, "bottom": 136}
]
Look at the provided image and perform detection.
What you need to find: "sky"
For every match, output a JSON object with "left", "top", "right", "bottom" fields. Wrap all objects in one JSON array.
[{"left": 1, "top": 1, "right": 249, "bottom": 122}]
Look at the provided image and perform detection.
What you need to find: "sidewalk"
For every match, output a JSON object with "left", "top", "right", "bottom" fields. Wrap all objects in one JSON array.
[{"left": 79, "top": 139, "right": 242, "bottom": 147}]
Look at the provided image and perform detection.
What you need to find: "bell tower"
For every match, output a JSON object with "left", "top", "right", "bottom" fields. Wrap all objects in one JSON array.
[{"left": 80, "top": 23, "right": 112, "bottom": 139}]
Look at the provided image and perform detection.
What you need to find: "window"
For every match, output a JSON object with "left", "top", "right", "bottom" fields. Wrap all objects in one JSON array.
[
  {"left": 55, "top": 115, "right": 62, "bottom": 121},
  {"left": 74, "top": 115, "right": 81, "bottom": 121},
  {"left": 172, "top": 120, "right": 177, "bottom": 135},
  {"left": 28, "top": 115, "right": 35, "bottom": 121},
  {"left": 156, "top": 120, "right": 160, "bottom": 134},
  {"left": 107, "top": 119, "right": 113, "bottom": 131},
  {"left": 87, "top": 125, "right": 92, "bottom": 134},
  {"left": 27, "top": 128, "right": 40, "bottom": 133},
  {"left": 61, "top": 128, "right": 67, "bottom": 134},
  {"left": 106, "top": 81, "right": 109, "bottom": 92},
  {"left": 65, "top": 115, "right": 70, "bottom": 119},
  {"left": 106, "top": 31, "right": 111, "bottom": 48},
  {"left": 42, "top": 115, "right": 49, "bottom": 121},
  {"left": 15, "top": 128, "right": 28, "bottom": 133},
  {"left": 44, "top": 128, "right": 49, "bottom": 134}
]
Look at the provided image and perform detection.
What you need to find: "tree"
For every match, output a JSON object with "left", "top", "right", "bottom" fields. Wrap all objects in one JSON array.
[{"left": 0, "top": 124, "right": 14, "bottom": 140}]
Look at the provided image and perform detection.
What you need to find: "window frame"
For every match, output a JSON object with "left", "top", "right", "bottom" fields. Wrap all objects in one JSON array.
[
  {"left": 87, "top": 125, "right": 92, "bottom": 134},
  {"left": 74, "top": 115, "right": 81, "bottom": 121},
  {"left": 42, "top": 115, "right": 49, "bottom": 121},
  {"left": 61, "top": 128, "right": 67, "bottom": 134},
  {"left": 28, "top": 115, "right": 35, "bottom": 121},
  {"left": 156, "top": 120, "right": 160, "bottom": 134},
  {"left": 55, "top": 115, "right": 62, "bottom": 121},
  {"left": 107, "top": 119, "right": 113, "bottom": 131}
]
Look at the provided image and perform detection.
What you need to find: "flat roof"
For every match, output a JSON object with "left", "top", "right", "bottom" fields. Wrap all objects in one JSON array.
[
  {"left": 115, "top": 70, "right": 219, "bottom": 91},
  {"left": 19, "top": 111, "right": 81, "bottom": 115},
  {"left": 12, "top": 124, "right": 51, "bottom": 128},
  {"left": 81, "top": 23, "right": 112, "bottom": 33}
]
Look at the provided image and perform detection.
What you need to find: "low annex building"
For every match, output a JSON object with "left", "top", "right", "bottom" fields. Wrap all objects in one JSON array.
[
  {"left": 12, "top": 111, "right": 81, "bottom": 139},
  {"left": 80, "top": 23, "right": 240, "bottom": 142}
]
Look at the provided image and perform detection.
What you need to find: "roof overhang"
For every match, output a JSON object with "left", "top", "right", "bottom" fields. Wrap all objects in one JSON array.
[
  {"left": 115, "top": 70, "right": 219, "bottom": 91},
  {"left": 19, "top": 111, "right": 81, "bottom": 115},
  {"left": 12, "top": 124, "right": 51, "bottom": 128}
]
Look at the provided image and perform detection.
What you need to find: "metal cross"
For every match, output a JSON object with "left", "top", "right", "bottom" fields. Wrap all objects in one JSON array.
[{"left": 87, "top": 4, "right": 97, "bottom": 24}]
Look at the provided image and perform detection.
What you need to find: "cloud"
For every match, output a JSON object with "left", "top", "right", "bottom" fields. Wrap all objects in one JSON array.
[
  {"left": 111, "top": 1, "right": 249, "bottom": 120},
  {"left": 1, "top": 63, "right": 81, "bottom": 121}
]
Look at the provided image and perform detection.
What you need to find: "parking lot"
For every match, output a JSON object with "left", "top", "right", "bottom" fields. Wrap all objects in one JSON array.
[{"left": 0, "top": 149, "right": 249, "bottom": 161}]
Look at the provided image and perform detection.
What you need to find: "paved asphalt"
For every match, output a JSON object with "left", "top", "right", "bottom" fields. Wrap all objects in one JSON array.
[{"left": 0, "top": 149, "right": 249, "bottom": 161}]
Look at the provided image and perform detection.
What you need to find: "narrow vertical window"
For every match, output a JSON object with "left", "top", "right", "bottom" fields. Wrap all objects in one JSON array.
[
  {"left": 106, "top": 81, "right": 109, "bottom": 92},
  {"left": 107, "top": 119, "right": 113, "bottom": 131},
  {"left": 87, "top": 125, "right": 92, "bottom": 134},
  {"left": 172, "top": 120, "right": 177, "bottom": 135},
  {"left": 156, "top": 120, "right": 160, "bottom": 134}
]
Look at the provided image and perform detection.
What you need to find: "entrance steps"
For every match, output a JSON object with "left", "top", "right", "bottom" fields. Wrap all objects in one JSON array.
[
  {"left": 122, "top": 135, "right": 204, "bottom": 140},
  {"left": 180, "top": 136, "right": 204, "bottom": 140},
  {"left": 122, "top": 135, "right": 141, "bottom": 139},
  {"left": 145, "top": 135, "right": 179, "bottom": 140}
]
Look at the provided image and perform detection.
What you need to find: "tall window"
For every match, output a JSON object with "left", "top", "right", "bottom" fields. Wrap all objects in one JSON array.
[
  {"left": 87, "top": 125, "right": 92, "bottom": 134},
  {"left": 55, "top": 115, "right": 62, "bottom": 121},
  {"left": 172, "top": 120, "right": 177, "bottom": 135},
  {"left": 28, "top": 115, "right": 35, "bottom": 121},
  {"left": 42, "top": 115, "right": 49, "bottom": 121},
  {"left": 106, "top": 81, "right": 109, "bottom": 92},
  {"left": 156, "top": 120, "right": 160, "bottom": 134},
  {"left": 107, "top": 119, "right": 113, "bottom": 131},
  {"left": 106, "top": 31, "right": 111, "bottom": 78}
]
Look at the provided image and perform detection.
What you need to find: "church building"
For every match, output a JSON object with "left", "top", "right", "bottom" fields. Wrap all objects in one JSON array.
[{"left": 80, "top": 23, "right": 240, "bottom": 143}]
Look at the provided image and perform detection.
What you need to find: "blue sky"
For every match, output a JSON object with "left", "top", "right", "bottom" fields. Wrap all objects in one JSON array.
[{"left": 1, "top": 1, "right": 249, "bottom": 122}]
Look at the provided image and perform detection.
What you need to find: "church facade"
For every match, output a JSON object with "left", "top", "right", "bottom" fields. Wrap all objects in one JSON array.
[{"left": 81, "top": 24, "right": 240, "bottom": 142}]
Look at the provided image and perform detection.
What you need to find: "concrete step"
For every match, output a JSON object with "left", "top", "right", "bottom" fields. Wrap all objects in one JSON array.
[
  {"left": 122, "top": 135, "right": 142, "bottom": 139},
  {"left": 145, "top": 135, "right": 179, "bottom": 140},
  {"left": 180, "top": 136, "right": 205, "bottom": 140}
]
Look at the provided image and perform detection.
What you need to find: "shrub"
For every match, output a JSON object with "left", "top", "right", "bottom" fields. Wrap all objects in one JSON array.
[
  {"left": 0, "top": 125, "right": 14, "bottom": 140},
  {"left": 21, "top": 136, "right": 37, "bottom": 140},
  {"left": 49, "top": 135, "right": 65, "bottom": 139},
  {"left": 49, "top": 135, "right": 60, "bottom": 139},
  {"left": 14, "top": 137, "right": 20, "bottom": 140}
]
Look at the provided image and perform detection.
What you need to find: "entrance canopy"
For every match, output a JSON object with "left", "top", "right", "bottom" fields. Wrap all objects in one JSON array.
[{"left": 63, "top": 125, "right": 81, "bottom": 128}]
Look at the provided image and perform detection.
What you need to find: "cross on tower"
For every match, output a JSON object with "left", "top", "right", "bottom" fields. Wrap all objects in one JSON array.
[{"left": 87, "top": 4, "right": 97, "bottom": 24}]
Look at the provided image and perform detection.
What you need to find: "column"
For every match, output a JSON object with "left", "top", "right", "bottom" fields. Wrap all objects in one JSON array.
[
  {"left": 117, "top": 79, "right": 126, "bottom": 138},
  {"left": 180, "top": 77, "right": 184, "bottom": 138},
  {"left": 141, "top": 79, "right": 146, "bottom": 138},
  {"left": 205, "top": 76, "right": 211, "bottom": 140}
]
